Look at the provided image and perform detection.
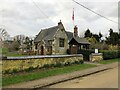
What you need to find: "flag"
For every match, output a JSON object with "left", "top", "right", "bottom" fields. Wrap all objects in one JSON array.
[{"left": 72, "top": 8, "right": 74, "bottom": 21}]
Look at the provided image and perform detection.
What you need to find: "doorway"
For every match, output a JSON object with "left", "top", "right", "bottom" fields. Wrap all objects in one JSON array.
[
  {"left": 71, "top": 45, "right": 78, "bottom": 54},
  {"left": 41, "top": 46, "right": 44, "bottom": 55}
]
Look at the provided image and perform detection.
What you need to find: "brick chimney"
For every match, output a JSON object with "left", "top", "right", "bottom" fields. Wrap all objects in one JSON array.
[{"left": 74, "top": 25, "right": 78, "bottom": 37}]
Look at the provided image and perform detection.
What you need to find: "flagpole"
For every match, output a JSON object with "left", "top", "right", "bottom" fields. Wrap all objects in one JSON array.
[
  {"left": 72, "top": 8, "right": 75, "bottom": 33},
  {"left": 72, "top": 8, "right": 74, "bottom": 27}
]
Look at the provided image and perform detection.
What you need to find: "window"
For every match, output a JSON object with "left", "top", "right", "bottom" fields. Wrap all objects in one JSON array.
[{"left": 59, "top": 38, "right": 64, "bottom": 47}]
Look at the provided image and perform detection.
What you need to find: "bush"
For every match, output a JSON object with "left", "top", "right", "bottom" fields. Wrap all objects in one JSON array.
[
  {"left": 79, "top": 60, "right": 84, "bottom": 64},
  {"left": 100, "top": 50, "right": 119, "bottom": 60},
  {"left": 4, "top": 69, "right": 10, "bottom": 74},
  {"left": 25, "top": 66, "right": 34, "bottom": 72},
  {"left": 54, "top": 63, "right": 64, "bottom": 67},
  {"left": 4, "top": 69, "right": 17, "bottom": 74},
  {"left": 43, "top": 64, "right": 51, "bottom": 68},
  {"left": 12, "top": 69, "right": 18, "bottom": 73},
  {"left": 66, "top": 60, "right": 84, "bottom": 65},
  {"left": 64, "top": 62, "right": 71, "bottom": 66}
]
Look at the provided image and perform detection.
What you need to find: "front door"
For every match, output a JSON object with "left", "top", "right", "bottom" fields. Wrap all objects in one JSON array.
[
  {"left": 41, "top": 46, "right": 44, "bottom": 55},
  {"left": 71, "top": 45, "right": 78, "bottom": 54}
]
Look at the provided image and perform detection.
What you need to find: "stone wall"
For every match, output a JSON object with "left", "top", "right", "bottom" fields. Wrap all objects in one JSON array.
[
  {"left": 2, "top": 54, "right": 83, "bottom": 74},
  {"left": 90, "top": 53, "right": 103, "bottom": 62}
]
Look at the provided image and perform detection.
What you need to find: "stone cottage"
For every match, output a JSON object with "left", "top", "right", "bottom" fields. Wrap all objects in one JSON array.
[
  {"left": 34, "top": 21, "right": 90, "bottom": 55},
  {"left": 34, "top": 21, "right": 69, "bottom": 55}
]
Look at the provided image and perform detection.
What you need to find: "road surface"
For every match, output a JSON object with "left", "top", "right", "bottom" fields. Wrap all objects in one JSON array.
[{"left": 48, "top": 67, "right": 118, "bottom": 88}]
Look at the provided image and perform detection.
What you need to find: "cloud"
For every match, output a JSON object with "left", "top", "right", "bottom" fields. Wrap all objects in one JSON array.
[{"left": 0, "top": 0, "right": 118, "bottom": 38}]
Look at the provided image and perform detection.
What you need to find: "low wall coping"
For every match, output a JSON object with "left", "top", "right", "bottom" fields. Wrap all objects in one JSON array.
[
  {"left": 3, "top": 54, "right": 83, "bottom": 60},
  {"left": 91, "top": 53, "right": 103, "bottom": 56}
]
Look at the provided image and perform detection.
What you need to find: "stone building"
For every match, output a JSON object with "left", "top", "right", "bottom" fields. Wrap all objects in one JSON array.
[
  {"left": 34, "top": 21, "right": 69, "bottom": 55},
  {"left": 34, "top": 21, "right": 90, "bottom": 55}
]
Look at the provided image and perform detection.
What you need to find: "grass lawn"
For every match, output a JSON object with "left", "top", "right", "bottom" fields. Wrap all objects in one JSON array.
[
  {"left": 99, "top": 58, "right": 120, "bottom": 64},
  {"left": 6, "top": 53, "right": 26, "bottom": 57},
  {"left": 2, "top": 64, "right": 96, "bottom": 86},
  {"left": 0, "top": 48, "right": 8, "bottom": 54},
  {"left": 1, "top": 47, "right": 28, "bottom": 57}
]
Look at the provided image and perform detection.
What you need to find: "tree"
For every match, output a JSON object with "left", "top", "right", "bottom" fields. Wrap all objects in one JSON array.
[
  {"left": 0, "top": 28, "right": 10, "bottom": 41},
  {"left": 92, "top": 34, "right": 100, "bottom": 42},
  {"left": 99, "top": 32, "right": 103, "bottom": 39},
  {"left": 86, "top": 36, "right": 98, "bottom": 44},
  {"left": 109, "top": 28, "right": 113, "bottom": 36},
  {"left": 23, "top": 36, "right": 33, "bottom": 50},
  {"left": 106, "top": 28, "right": 119, "bottom": 45},
  {"left": 84, "top": 29, "right": 92, "bottom": 38},
  {"left": 84, "top": 29, "right": 103, "bottom": 42},
  {"left": 92, "top": 32, "right": 103, "bottom": 42},
  {"left": 11, "top": 41, "right": 20, "bottom": 51},
  {"left": 3, "top": 40, "right": 20, "bottom": 52}
]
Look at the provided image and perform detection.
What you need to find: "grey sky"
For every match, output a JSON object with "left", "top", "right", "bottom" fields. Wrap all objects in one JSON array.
[{"left": 0, "top": 0, "right": 119, "bottom": 38}]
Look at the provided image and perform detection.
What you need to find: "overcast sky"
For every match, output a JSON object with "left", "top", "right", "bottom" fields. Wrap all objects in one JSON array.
[{"left": 0, "top": 0, "right": 119, "bottom": 38}]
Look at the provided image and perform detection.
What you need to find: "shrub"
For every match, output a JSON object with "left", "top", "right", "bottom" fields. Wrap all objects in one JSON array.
[
  {"left": 25, "top": 66, "right": 34, "bottom": 72},
  {"left": 79, "top": 60, "right": 84, "bottom": 64},
  {"left": 64, "top": 62, "right": 71, "bottom": 66},
  {"left": 43, "top": 64, "right": 50, "bottom": 68},
  {"left": 100, "top": 50, "right": 119, "bottom": 60},
  {"left": 74, "top": 61, "right": 79, "bottom": 64},
  {"left": 12, "top": 69, "right": 18, "bottom": 74},
  {"left": 4, "top": 69, "right": 10, "bottom": 74},
  {"left": 54, "top": 63, "right": 62, "bottom": 67}
]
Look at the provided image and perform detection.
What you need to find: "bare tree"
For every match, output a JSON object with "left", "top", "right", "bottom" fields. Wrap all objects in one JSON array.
[{"left": 0, "top": 28, "right": 10, "bottom": 41}]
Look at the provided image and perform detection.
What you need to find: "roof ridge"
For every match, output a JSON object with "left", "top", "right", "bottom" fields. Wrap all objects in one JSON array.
[{"left": 42, "top": 25, "right": 58, "bottom": 30}]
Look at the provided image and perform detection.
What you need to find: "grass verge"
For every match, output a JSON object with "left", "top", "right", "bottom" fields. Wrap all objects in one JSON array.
[
  {"left": 99, "top": 58, "right": 120, "bottom": 64},
  {"left": 3, "top": 64, "right": 96, "bottom": 86},
  {"left": 6, "top": 53, "right": 26, "bottom": 57}
]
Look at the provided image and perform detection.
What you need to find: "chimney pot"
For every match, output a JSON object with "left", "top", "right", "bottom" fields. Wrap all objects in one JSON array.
[{"left": 74, "top": 25, "right": 78, "bottom": 37}]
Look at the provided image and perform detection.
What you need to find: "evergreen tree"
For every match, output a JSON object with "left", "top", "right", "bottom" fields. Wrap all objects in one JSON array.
[
  {"left": 106, "top": 28, "right": 119, "bottom": 45},
  {"left": 84, "top": 29, "right": 92, "bottom": 38}
]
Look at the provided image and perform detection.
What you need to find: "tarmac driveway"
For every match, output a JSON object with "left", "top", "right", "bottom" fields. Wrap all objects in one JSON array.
[{"left": 48, "top": 67, "right": 118, "bottom": 88}]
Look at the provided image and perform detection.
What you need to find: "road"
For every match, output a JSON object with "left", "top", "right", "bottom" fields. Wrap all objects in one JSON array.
[{"left": 47, "top": 67, "right": 118, "bottom": 88}]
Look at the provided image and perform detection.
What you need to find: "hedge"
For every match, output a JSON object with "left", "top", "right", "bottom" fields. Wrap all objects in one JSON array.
[{"left": 100, "top": 50, "right": 120, "bottom": 60}]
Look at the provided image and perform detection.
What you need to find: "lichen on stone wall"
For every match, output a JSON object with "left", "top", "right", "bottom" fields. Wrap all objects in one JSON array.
[
  {"left": 90, "top": 53, "right": 103, "bottom": 62},
  {"left": 2, "top": 55, "right": 83, "bottom": 74}
]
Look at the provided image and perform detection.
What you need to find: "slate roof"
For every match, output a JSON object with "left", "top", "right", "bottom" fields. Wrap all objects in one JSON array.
[
  {"left": 66, "top": 31, "right": 90, "bottom": 45},
  {"left": 34, "top": 25, "right": 90, "bottom": 45},
  {"left": 73, "top": 36, "right": 90, "bottom": 44},
  {"left": 34, "top": 26, "right": 59, "bottom": 43},
  {"left": 66, "top": 31, "right": 73, "bottom": 41}
]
